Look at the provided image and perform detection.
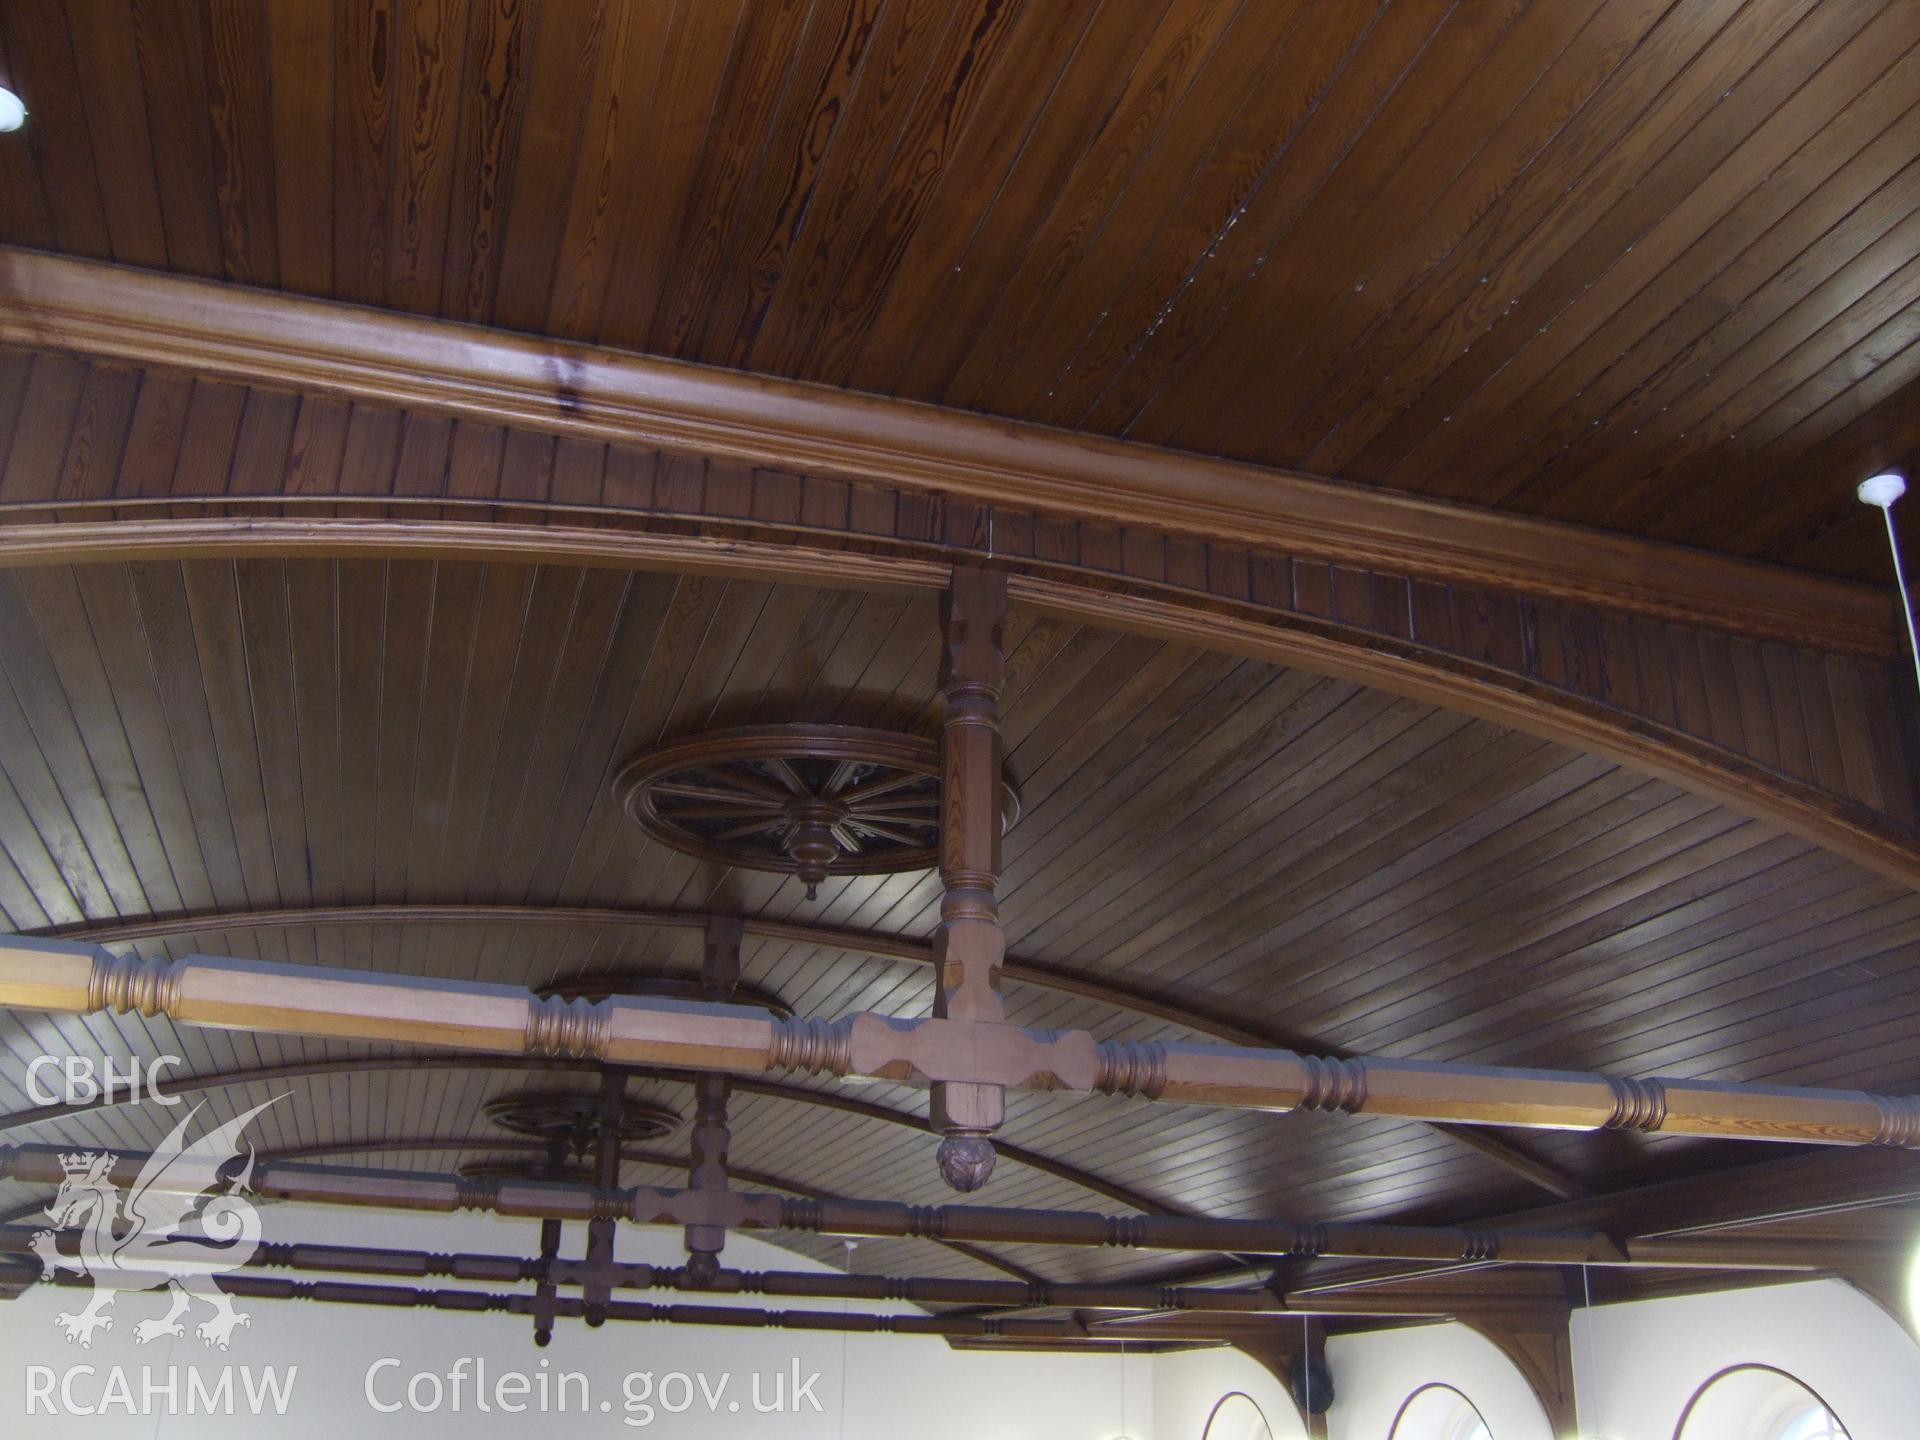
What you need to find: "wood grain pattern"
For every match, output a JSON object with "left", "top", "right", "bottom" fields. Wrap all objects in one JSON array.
[
  {"left": 11, "top": 925, "right": 1920, "bottom": 1153},
  {"left": 3, "top": 0, "right": 1917, "bottom": 581},
  {"left": 0, "top": 557, "right": 1915, "bottom": 1295},
  {"left": 0, "top": 344, "right": 1910, "bottom": 891},
  {"left": 1, "top": 3, "right": 1917, "bottom": 1328},
  {"left": 2, "top": 249, "right": 1888, "bottom": 654}
]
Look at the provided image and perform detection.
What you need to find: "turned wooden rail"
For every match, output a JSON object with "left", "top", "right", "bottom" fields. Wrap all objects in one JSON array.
[
  {"left": 0, "top": 1136, "right": 1858, "bottom": 1274},
  {"left": 0, "top": 1224, "right": 1275, "bottom": 1311},
  {"left": 0, "top": 1226, "right": 1845, "bottom": 1320},
  {"left": 0, "top": 1223, "right": 1271, "bottom": 1307},
  {"left": 5, "top": 934, "right": 1918, "bottom": 1152},
  {"left": 0, "top": 1149, "right": 1859, "bottom": 1280},
  {"left": 24, "top": 901, "right": 1592, "bottom": 1201},
  {"left": 0, "top": 1141, "right": 1623, "bottom": 1264},
  {"left": 11, "top": 1267, "right": 1089, "bottom": 1340}
]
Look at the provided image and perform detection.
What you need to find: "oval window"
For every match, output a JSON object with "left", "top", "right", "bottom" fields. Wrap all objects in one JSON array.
[
  {"left": 1201, "top": 1391, "right": 1274, "bottom": 1440},
  {"left": 1389, "top": 1383, "right": 1493, "bottom": 1440},
  {"left": 1675, "top": 1365, "right": 1849, "bottom": 1440}
]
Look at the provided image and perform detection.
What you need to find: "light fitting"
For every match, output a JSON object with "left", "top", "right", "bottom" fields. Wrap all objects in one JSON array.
[
  {"left": 1857, "top": 471, "right": 1920, "bottom": 699},
  {"left": 0, "top": 87, "right": 24, "bottom": 133},
  {"left": 1858, "top": 471, "right": 1907, "bottom": 508}
]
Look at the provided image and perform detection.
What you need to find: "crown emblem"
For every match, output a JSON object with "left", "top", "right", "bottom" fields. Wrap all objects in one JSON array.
[{"left": 58, "top": 1151, "right": 98, "bottom": 1176}]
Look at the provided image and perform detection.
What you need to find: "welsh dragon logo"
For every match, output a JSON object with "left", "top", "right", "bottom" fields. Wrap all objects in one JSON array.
[{"left": 30, "top": 1097, "right": 277, "bottom": 1350}]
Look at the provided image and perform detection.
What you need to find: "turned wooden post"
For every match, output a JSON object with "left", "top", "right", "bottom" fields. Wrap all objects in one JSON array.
[
  {"left": 930, "top": 565, "right": 1009, "bottom": 1191},
  {"left": 686, "top": 916, "right": 743, "bottom": 1280},
  {"left": 531, "top": 1131, "right": 569, "bottom": 1347},
  {"left": 581, "top": 1066, "right": 627, "bottom": 1326},
  {"left": 1298, "top": 1318, "right": 1331, "bottom": 1440}
]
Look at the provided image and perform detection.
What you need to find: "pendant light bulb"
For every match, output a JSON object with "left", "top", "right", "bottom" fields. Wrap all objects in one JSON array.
[{"left": 1858, "top": 472, "right": 1920, "bottom": 701}]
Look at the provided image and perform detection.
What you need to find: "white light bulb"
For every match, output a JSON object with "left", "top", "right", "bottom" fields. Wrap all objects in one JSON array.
[
  {"left": 0, "top": 88, "right": 24, "bottom": 133},
  {"left": 1858, "top": 471, "right": 1907, "bottom": 508}
]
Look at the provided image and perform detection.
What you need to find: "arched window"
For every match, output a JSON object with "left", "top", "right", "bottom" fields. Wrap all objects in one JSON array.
[
  {"left": 1201, "top": 1391, "right": 1274, "bottom": 1440},
  {"left": 1675, "top": 1365, "right": 1851, "bottom": 1440},
  {"left": 1388, "top": 1383, "right": 1493, "bottom": 1440}
]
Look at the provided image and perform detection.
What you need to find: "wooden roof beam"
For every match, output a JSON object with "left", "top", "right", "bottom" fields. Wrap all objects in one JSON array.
[
  {"left": 5, "top": 936, "right": 1917, "bottom": 1168},
  {"left": 0, "top": 248, "right": 1889, "bottom": 653},
  {"left": 28, "top": 903, "right": 1589, "bottom": 1201}
]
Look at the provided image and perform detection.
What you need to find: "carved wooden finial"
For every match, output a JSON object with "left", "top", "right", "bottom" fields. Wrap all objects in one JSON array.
[{"left": 935, "top": 1132, "right": 997, "bottom": 1192}]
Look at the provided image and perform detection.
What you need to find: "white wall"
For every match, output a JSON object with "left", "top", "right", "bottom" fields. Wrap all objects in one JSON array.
[
  {"left": 1573, "top": 1279, "right": 1920, "bottom": 1440},
  {"left": 1322, "top": 1321, "right": 1554, "bottom": 1440},
  {"left": 1296, "top": 1278, "right": 1920, "bottom": 1440},
  {"left": 0, "top": 1202, "right": 1145, "bottom": 1439}
]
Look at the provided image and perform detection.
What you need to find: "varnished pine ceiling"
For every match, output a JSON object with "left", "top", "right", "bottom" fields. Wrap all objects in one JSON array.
[
  {"left": 1, "top": 558, "right": 1916, "bottom": 1281},
  {"left": 2, "top": 0, "right": 1918, "bottom": 577}
]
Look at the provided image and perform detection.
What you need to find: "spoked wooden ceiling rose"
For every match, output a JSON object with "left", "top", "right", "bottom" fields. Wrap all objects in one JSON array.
[
  {"left": 614, "top": 725, "right": 1019, "bottom": 898},
  {"left": 483, "top": 1089, "right": 682, "bottom": 1152},
  {"left": 454, "top": 1090, "right": 682, "bottom": 1185}
]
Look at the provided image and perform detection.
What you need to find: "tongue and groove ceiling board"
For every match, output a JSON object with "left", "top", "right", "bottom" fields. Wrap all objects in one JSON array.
[
  {"left": 1, "top": 557, "right": 1919, "bottom": 1281},
  {"left": 2, "top": 0, "right": 1920, "bottom": 577},
  {"left": 1, "top": 0, "right": 1919, "bottom": 1324},
  {"left": 0, "top": 343, "right": 1913, "bottom": 888}
]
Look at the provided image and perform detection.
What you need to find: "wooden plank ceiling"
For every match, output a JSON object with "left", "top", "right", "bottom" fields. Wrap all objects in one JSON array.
[
  {"left": 2, "top": 0, "right": 1919, "bottom": 579},
  {"left": 1, "top": 557, "right": 1916, "bottom": 1282}
]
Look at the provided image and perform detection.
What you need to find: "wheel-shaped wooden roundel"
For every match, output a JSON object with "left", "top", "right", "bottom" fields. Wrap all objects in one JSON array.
[
  {"left": 613, "top": 725, "right": 1019, "bottom": 899},
  {"left": 483, "top": 1089, "right": 681, "bottom": 1149}
]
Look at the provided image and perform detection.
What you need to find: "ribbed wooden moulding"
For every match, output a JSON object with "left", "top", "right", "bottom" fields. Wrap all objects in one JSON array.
[{"left": 5, "top": 935, "right": 1919, "bottom": 1152}]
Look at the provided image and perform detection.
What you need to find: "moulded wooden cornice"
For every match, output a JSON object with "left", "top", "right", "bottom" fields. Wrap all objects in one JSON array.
[{"left": 0, "top": 246, "right": 1891, "bottom": 655}]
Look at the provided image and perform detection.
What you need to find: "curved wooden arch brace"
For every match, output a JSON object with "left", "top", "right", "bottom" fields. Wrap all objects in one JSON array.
[
  {"left": 0, "top": 1052, "right": 1180, "bottom": 1220},
  {"left": 0, "top": 251, "right": 1910, "bottom": 885},
  {"left": 32, "top": 902, "right": 1585, "bottom": 1200},
  {"left": 1461, "top": 1317, "right": 1579, "bottom": 1437},
  {"left": 0, "top": 509, "right": 1911, "bottom": 892}
]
